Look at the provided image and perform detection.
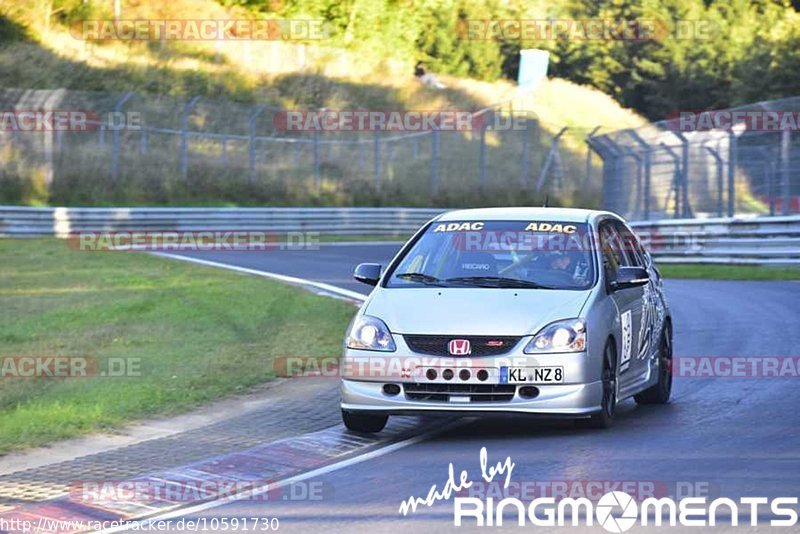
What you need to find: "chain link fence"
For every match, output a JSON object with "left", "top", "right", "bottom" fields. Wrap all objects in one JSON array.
[
  {"left": 0, "top": 88, "right": 596, "bottom": 207},
  {"left": 588, "top": 97, "right": 800, "bottom": 221}
]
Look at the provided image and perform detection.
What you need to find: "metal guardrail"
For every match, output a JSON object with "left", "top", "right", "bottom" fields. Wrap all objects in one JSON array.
[
  {"left": 631, "top": 215, "right": 800, "bottom": 265},
  {"left": 1, "top": 206, "right": 798, "bottom": 265},
  {"left": 0, "top": 206, "right": 444, "bottom": 237}
]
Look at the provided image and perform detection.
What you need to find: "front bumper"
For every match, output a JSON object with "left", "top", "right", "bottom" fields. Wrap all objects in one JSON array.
[
  {"left": 339, "top": 342, "right": 604, "bottom": 417},
  {"left": 341, "top": 379, "right": 603, "bottom": 416}
]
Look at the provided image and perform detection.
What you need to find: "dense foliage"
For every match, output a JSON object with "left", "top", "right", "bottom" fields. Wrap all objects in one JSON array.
[
  {"left": 221, "top": 0, "right": 800, "bottom": 120},
  {"left": 8, "top": 0, "right": 797, "bottom": 119}
]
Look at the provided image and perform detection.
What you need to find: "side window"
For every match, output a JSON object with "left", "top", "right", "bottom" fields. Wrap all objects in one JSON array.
[
  {"left": 599, "top": 221, "right": 628, "bottom": 282},
  {"left": 615, "top": 222, "right": 646, "bottom": 267}
]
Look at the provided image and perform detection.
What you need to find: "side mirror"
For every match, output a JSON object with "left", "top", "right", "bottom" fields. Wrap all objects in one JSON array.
[
  {"left": 353, "top": 263, "right": 382, "bottom": 286},
  {"left": 611, "top": 266, "right": 649, "bottom": 291}
]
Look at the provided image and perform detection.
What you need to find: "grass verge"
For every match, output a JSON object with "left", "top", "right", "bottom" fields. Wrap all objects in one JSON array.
[
  {"left": 0, "top": 238, "right": 356, "bottom": 455},
  {"left": 660, "top": 263, "right": 800, "bottom": 280}
]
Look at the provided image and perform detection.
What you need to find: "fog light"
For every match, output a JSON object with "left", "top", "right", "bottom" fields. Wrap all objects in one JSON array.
[
  {"left": 459, "top": 369, "right": 471, "bottom": 381},
  {"left": 477, "top": 369, "right": 489, "bottom": 381},
  {"left": 442, "top": 369, "right": 454, "bottom": 381},
  {"left": 383, "top": 384, "right": 401, "bottom": 396},
  {"left": 426, "top": 368, "right": 437, "bottom": 380},
  {"left": 518, "top": 386, "right": 539, "bottom": 399}
]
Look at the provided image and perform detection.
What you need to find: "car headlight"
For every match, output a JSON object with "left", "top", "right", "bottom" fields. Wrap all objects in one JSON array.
[
  {"left": 524, "top": 319, "right": 586, "bottom": 354},
  {"left": 346, "top": 315, "right": 396, "bottom": 352}
]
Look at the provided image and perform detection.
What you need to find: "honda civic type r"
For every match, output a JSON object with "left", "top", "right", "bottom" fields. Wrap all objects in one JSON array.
[{"left": 340, "top": 208, "right": 672, "bottom": 432}]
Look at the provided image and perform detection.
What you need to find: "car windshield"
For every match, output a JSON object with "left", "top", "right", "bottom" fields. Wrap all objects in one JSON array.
[{"left": 387, "top": 220, "right": 596, "bottom": 290}]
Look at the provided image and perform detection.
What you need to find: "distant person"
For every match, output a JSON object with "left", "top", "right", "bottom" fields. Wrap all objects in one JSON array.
[{"left": 414, "top": 60, "right": 446, "bottom": 89}]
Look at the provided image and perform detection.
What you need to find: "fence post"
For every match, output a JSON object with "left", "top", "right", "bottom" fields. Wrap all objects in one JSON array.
[
  {"left": 622, "top": 148, "right": 643, "bottom": 219},
  {"left": 624, "top": 130, "right": 652, "bottom": 220},
  {"left": 111, "top": 92, "right": 134, "bottom": 183},
  {"left": 312, "top": 133, "right": 320, "bottom": 188},
  {"left": 584, "top": 126, "right": 601, "bottom": 187},
  {"left": 179, "top": 96, "right": 201, "bottom": 181},
  {"left": 520, "top": 119, "right": 529, "bottom": 188},
  {"left": 781, "top": 129, "right": 791, "bottom": 215},
  {"left": 767, "top": 161, "right": 776, "bottom": 216},
  {"left": 42, "top": 89, "right": 67, "bottom": 189},
  {"left": 373, "top": 130, "right": 381, "bottom": 190},
  {"left": 727, "top": 130, "right": 737, "bottom": 217},
  {"left": 220, "top": 135, "right": 227, "bottom": 166},
  {"left": 704, "top": 146, "right": 725, "bottom": 217},
  {"left": 672, "top": 131, "right": 693, "bottom": 218},
  {"left": 140, "top": 127, "right": 148, "bottom": 155},
  {"left": 537, "top": 127, "right": 567, "bottom": 191},
  {"left": 248, "top": 105, "right": 265, "bottom": 183},
  {"left": 430, "top": 130, "right": 440, "bottom": 194},
  {"left": 585, "top": 136, "right": 622, "bottom": 215},
  {"left": 658, "top": 143, "right": 683, "bottom": 218},
  {"left": 357, "top": 139, "right": 365, "bottom": 172},
  {"left": 479, "top": 119, "right": 488, "bottom": 187}
]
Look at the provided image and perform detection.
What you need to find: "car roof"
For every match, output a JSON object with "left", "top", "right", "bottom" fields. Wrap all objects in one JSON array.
[{"left": 434, "top": 207, "right": 618, "bottom": 224}]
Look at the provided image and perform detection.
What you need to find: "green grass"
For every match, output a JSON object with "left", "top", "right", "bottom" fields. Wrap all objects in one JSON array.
[
  {"left": 0, "top": 238, "right": 356, "bottom": 454},
  {"left": 660, "top": 264, "right": 800, "bottom": 280}
]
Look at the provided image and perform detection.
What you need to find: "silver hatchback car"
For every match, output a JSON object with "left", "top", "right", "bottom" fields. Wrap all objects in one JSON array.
[{"left": 340, "top": 208, "right": 672, "bottom": 432}]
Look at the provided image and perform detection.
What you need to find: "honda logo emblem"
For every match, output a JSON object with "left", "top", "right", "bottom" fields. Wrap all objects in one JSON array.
[{"left": 448, "top": 339, "right": 471, "bottom": 356}]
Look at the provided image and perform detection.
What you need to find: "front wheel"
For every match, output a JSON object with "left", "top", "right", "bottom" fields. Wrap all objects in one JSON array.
[
  {"left": 342, "top": 410, "right": 388, "bottom": 433},
  {"left": 577, "top": 339, "right": 617, "bottom": 429},
  {"left": 634, "top": 321, "right": 673, "bottom": 405}
]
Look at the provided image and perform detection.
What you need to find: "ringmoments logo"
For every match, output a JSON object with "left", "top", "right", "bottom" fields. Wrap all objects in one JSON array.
[{"left": 396, "top": 448, "right": 799, "bottom": 531}]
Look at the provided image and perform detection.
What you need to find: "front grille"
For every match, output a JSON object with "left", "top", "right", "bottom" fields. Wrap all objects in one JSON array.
[
  {"left": 404, "top": 383, "right": 516, "bottom": 402},
  {"left": 404, "top": 335, "right": 521, "bottom": 357}
]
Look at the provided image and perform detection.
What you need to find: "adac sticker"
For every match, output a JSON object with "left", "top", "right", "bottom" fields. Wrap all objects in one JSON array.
[
  {"left": 524, "top": 222, "right": 577, "bottom": 234},
  {"left": 432, "top": 222, "right": 484, "bottom": 232}
]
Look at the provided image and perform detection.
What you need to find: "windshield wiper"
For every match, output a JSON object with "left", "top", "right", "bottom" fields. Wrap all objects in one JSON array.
[
  {"left": 445, "top": 276, "right": 554, "bottom": 289},
  {"left": 395, "top": 272, "right": 444, "bottom": 286}
]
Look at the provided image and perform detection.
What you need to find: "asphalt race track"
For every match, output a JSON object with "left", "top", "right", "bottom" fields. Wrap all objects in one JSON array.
[{"left": 163, "top": 244, "right": 800, "bottom": 533}]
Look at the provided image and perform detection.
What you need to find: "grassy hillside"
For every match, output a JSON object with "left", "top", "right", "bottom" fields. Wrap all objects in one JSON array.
[{"left": 0, "top": 0, "right": 646, "bottom": 207}]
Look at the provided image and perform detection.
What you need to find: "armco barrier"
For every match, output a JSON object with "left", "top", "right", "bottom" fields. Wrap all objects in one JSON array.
[
  {"left": 1, "top": 207, "right": 798, "bottom": 265},
  {"left": 0, "top": 206, "right": 443, "bottom": 237},
  {"left": 630, "top": 215, "right": 800, "bottom": 265}
]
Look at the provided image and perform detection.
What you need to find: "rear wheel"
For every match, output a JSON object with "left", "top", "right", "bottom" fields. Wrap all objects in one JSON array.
[
  {"left": 634, "top": 321, "right": 673, "bottom": 405},
  {"left": 342, "top": 410, "right": 388, "bottom": 433},
  {"left": 577, "top": 340, "right": 617, "bottom": 429}
]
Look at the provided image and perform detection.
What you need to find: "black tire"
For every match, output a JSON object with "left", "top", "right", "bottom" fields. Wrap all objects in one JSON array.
[
  {"left": 342, "top": 410, "right": 388, "bottom": 433},
  {"left": 577, "top": 339, "right": 617, "bottom": 429},
  {"left": 634, "top": 321, "right": 673, "bottom": 405}
]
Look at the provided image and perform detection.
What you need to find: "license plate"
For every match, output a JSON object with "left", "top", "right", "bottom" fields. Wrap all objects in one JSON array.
[{"left": 500, "top": 366, "right": 564, "bottom": 384}]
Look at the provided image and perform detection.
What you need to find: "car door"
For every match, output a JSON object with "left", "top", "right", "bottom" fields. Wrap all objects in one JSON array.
[
  {"left": 615, "top": 221, "right": 660, "bottom": 374},
  {"left": 623, "top": 222, "right": 668, "bottom": 366},
  {"left": 598, "top": 220, "right": 645, "bottom": 387}
]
